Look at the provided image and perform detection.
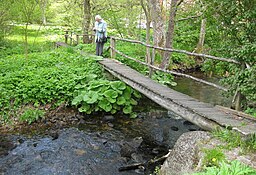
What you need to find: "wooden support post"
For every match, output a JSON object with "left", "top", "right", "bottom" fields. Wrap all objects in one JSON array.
[
  {"left": 231, "top": 62, "right": 246, "bottom": 111},
  {"left": 76, "top": 34, "right": 79, "bottom": 45},
  {"left": 149, "top": 48, "right": 155, "bottom": 77},
  {"left": 64, "top": 31, "right": 68, "bottom": 44},
  {"left": 70, "top": 32, "right": 73, "bottom": 45},
  {"left": 110, "top": 37, "right": 116, "bottom": 59}
]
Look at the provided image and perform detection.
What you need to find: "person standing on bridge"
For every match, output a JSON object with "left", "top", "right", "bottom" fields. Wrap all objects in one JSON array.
[{"left": 93, "top": 15, "right": 107, "bottom": 56}]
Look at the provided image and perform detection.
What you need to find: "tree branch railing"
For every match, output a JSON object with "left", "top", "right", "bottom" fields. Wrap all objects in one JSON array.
[
  {"left": 108, "top": 36, "right": 242, "bottom": 91},
  {"left": 110, "top": 37, "right": 240, "bottom": 65},
  {"left": 62, "top": 32, "right": 241, "bottom": 91},
  {"left": 64, "top": 30, "right": 95, "bottom": 45},
  {"left": 110, "top": 46, "right": 228, "bottom": 91}
]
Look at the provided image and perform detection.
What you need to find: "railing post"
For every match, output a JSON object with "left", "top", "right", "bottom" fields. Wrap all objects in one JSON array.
[
  {"left": 231, "top": 62, "right": 246, "bottom": 111},
  {"left": 64, "top": 30, "right": 69, "bottom": 44},
  {"left": 70, "top": 32, "right": 73, "bottom": 45},
  {"left": 149, "top": 47, "right": 155, "bottom": 77},
  {"left": 76, "top": 34, "right": 79, "bottom": 45},
  {"left": 110, "top": 37, "right": 116, "bottom": 59}
]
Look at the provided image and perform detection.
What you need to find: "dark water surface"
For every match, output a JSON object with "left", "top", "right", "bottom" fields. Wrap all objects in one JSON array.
[{"left": 0, "top": 107, "right": 201, "bottom": 175}]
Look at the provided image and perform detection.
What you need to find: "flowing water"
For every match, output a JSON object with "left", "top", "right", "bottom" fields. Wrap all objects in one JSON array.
[
  {"left": 0, "top": 72, "right": 227, "bottom": 175},
  {"left": 172, "top": 72, "right": 232, "bottom": 107}
]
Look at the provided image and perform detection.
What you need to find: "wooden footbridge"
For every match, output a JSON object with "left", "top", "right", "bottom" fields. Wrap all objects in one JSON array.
[
  {"left": 99, "top": 58, "right": 256, "bottom": 135},
  {"left": 57, "top": 32, "right": 256, "bottom": 136}
]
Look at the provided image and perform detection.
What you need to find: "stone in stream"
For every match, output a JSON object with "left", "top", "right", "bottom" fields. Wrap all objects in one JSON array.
[
  {"left": 0, "top": 128, "right": 137, "bottom": 175},
  {"left": 120, "top": 137, "right": 143, "bottom": 158}
]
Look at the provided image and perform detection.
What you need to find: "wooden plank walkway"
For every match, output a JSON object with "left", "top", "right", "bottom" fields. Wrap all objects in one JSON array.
[{"left": 99, "top": 58, "right": 256, "bottom": 135}]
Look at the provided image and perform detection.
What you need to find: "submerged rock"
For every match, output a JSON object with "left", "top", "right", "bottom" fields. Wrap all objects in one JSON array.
[{"left": 0, "top": 128, "right": 136, "bottom": 175}]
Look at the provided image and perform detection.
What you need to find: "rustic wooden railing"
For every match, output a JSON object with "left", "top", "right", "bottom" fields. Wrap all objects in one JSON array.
[
  {"left": 64, "top": 30, "right": 95, "bottom": 45},
  {"left": 63, "top": 31, "right": 243, "bottom": 93}
]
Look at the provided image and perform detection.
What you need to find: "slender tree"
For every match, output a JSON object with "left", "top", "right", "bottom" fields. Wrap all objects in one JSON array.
[
  {"left": 160, "top": 0, "right": 180, "bottom": 69},
  {"left": 140, "top": 0, "right": 152, "bottom": 63},
  {"left": 83, "top": 0, "right": 91, "bottom": 43}
]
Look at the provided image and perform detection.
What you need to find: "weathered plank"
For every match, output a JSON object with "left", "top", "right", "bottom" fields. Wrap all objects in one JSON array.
[{"left": 99, "top": 58, "right": 256, "bottom": 135}]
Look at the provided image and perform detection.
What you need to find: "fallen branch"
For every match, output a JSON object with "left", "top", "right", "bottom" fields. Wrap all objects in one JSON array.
[{"left": 119, "top": 151, "right": 171, "bottom": 172}]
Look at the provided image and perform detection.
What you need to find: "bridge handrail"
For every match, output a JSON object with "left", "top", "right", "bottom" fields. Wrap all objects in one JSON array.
[
  {"left": 111, "top": 46, "right": 228, "bottom": 91},
  {"left": 63, "top": 31, "right": 240, "bottom": 65},
  {"left": 110, "top": 37, "right": 241, "bottom": 65}
]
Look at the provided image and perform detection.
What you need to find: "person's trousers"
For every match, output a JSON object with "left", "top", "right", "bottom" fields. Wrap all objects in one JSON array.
[{"left": 96, "top": 42, "right": 104, "bottom": 56}]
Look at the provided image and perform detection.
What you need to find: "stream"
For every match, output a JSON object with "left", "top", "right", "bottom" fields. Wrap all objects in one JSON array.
[
  {"left": 173, "top": 72, "right": 232, "bottom": 107},
  {"left": 0, "top": 73, "right": 229, "bottom": 175}
]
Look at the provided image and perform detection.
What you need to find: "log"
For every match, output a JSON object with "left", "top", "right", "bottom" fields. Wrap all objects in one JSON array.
[{"left": 118, "top": 151, "right": 171, "bottom": 172}]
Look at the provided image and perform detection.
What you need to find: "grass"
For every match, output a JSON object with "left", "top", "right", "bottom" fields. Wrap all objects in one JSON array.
[{"left": 212, "top": 128, "right": 256, "bottom": 152}]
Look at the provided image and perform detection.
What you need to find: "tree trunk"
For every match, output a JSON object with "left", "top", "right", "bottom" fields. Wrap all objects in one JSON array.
[
  {"left": 39, "top": 0, "right": 47, "bottom": 25},
  {"left": 149, "top": 0, "right": 165, "bottom": 49},
  {"left": 196, "top": 19, "right": 206, "bottom": 54},
  {"left": 141, "top": 0, "right": 151, "bottom": 63},
  {"left": 83, "top": 0, "right": 91, "bottom": 44},
  {"left": 160, "top": 0, "right": 178, "bottom": 69}
]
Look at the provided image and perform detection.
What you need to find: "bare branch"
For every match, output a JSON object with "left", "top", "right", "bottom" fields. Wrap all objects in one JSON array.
[{"left": 176, "top": 13, "right": 203, "bottom": 22}]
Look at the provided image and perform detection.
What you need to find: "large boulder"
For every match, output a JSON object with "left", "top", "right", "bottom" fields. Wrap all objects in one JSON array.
[
  {"left": 160, "top": 131, "right": 211, "bottom": 175},
  {"left": 160, "top": 131, "right": 256, "bottom": 175}
]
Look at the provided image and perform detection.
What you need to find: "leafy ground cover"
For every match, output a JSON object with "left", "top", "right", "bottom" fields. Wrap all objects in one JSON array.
[{"left": 0, "top": 25, "right": 141, "bottom": 125}]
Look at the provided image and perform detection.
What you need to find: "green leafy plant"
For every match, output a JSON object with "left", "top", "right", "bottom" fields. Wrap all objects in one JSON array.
[
  {"left": 19, "top": 108, "right": 45, "bottom": 124},
  {"left": 72, "top": 80, "right": 141, "bottom": 117},
  {"left": 193, "top": 160, "right": 256, "bottom": 175},
  {"left": 152, "top": 71, "right": 177, "bottom": 86},
  {"left": 202, "top": 148, "right": 226, "bottom": 167},
  {"left": 0, "top": 46, "right": 104, "bottom": 123},
  {"left": 212, "top": 129, "right": 256, "bottom": 152}
]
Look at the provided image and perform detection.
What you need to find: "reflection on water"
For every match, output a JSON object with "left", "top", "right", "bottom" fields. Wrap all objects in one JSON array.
[{"left": 172, "top": 72, "right": 232, "bottom": 107}]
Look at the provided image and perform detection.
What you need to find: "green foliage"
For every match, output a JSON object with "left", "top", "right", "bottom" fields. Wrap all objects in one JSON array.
[
  {"left": 72, "top": 80, "right": 141, "bottom": 116},
  {"left": 212, "top": 129, "right": 256, "bottom": 152},
  {"left": 201, "top": 0, "right": 256, "bottom": 110},
  {"left": 202, "top": 148, "right": 226, "bottom": 167},
  {"left": 245, "top": 108, "right": 256, "bottom": 117},
  {"left": 0, "top": 47, "right": 103, "bottom": 123},
  {"left": 19, "top": 108, "right": 45, "bottom": 125},
  {"left": 152, "top": 71, "right": 177, "bottom": 86},
  {"left": 193, "top": 160, "right": 256, "bottom": 175}
]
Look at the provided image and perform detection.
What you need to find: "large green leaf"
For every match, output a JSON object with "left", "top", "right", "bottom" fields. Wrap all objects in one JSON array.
[
  {"left": 110, "top": 81, "right": 126, "bottom": 91},
  {"left": 130, "top": 98, "right": 138, "bottom": 105},
  {"left": 104, "top": 89, "right": 118, "bottom": 99},
  {"left": 117, "top": 96, "right": 126, "bottom": 105},
  {"left": 107, "top": 97, "right": 116, "bottom": 103},
  {"left": 123, "top": 105, "right": 132, "bottom": 114},
  {"left": 72, "top": 95, "right": 83, "bottom": 105},
  {"left": 89, "top": 80, "right": 109, "bottom": 90},
  {"left": 85, "top": 74, "right": 98, "bottom": 82},
  {"left": 98, "top": 99, "right": 112, "bottom": 112},
  {"left": 123, "top": 89, "right": 131, "bottom": 99},
  {"left": 133, "top": 90, "right": 141, "bottom": 98},
  {"left": 78, "top": 103, "right": 90, "bottom": 112},
  {"left": 83, "top": 91, "right": 98, "bottom": 104}
]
